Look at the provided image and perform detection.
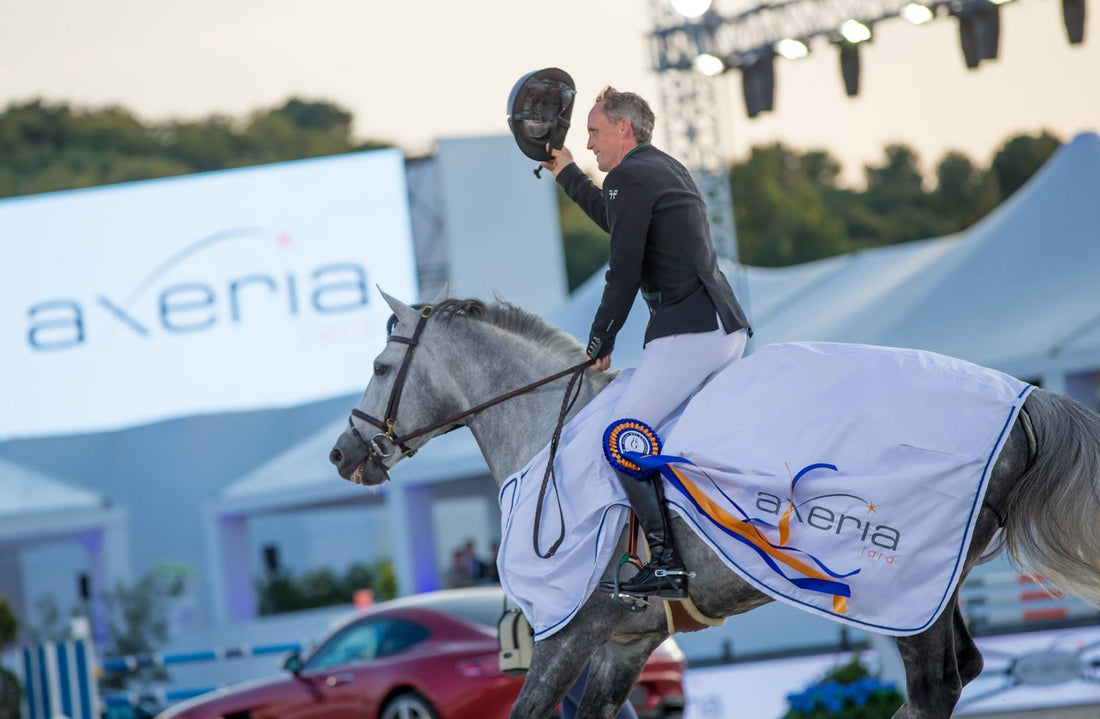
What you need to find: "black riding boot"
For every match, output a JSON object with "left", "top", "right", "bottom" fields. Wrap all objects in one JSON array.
[{"left": 604, "top": 472, "right": 690, "bottom": 599}]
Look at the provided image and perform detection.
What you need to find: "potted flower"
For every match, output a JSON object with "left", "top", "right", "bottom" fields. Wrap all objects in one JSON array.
[{"left": 783, "top": 656, "right": 904, "bottom": 719}]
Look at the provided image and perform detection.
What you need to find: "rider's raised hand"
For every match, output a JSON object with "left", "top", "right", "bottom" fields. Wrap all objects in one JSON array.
[{"left": 540, "top": 145, "right": 574, "bottom": 177}]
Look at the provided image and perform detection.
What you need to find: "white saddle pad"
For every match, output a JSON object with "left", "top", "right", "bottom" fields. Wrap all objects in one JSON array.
[{"left": 497, "top": 342, "right": 1031, "bottom": 639}]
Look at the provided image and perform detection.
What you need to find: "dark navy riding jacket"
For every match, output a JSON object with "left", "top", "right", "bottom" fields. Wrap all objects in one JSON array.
[{"left": 556, "top": 143, "right": 751, "bottom": 359}]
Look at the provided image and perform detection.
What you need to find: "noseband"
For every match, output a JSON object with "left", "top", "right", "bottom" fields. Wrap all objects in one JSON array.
[
  {"left": 348, "top": 303, "right": 595, "bottom": 468},
  {"left": 350, "top": 305, "right": 435, "bottom": 460}
]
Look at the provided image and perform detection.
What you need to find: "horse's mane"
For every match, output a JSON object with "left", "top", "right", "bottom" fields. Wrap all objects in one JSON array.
[{"left": 431, "top": 298, "right": 587, "bottom": 362}]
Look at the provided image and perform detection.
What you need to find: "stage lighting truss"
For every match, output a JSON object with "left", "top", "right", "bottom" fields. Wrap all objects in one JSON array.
[{"left": 651, "top": 0, "right": 1087, "bottom": 94}]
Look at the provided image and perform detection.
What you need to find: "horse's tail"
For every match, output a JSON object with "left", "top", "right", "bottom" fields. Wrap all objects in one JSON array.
[{"left": 1003, "top": 388, "right": 1100, "bottom": 603}]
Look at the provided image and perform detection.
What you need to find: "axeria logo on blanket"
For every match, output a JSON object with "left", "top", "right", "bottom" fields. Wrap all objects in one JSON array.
[
  {"left": 25, "top": 228, "right": 368, "bottom": 351},
  {"left": 754, "top": 466, "right": 902, "bottom": 565}
]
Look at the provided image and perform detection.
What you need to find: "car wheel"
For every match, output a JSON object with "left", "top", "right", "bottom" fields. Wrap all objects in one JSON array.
[{"left": 379, "top": 692, "right": 439, "bottom": 719}]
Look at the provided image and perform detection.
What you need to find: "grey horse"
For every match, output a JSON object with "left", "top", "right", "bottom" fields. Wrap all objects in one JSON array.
[{"left": 329, "top": 292, "right": 1100, "bottom": 719}]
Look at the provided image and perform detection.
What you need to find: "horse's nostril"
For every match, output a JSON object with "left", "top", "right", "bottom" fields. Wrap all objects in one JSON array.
[{"left": 329, "top": 448, "right": 343, "bottom": 464}]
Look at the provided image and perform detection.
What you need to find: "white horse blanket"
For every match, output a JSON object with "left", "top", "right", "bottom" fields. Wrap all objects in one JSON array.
[{"left": 497, "top": 342, "right": 1032, "bottom": 639}]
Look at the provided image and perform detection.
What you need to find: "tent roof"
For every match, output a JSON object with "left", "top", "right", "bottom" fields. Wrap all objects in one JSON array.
[
  {"left": 0, "top": 456, "right": 105, "bottom": 518},
  {"left": 216, "top": 416, "right": 490, "bottom": 513},
  {"left": 0, "top": 456, "right": 120, "bottom": 545}
]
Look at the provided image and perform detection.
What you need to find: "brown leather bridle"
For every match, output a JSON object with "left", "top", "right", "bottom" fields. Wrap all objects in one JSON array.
[{"left": 347, "top": 303, "right": 595, "bottom": 470}]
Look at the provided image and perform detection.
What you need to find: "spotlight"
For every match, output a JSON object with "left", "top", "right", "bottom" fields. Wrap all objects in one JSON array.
[
  {"left": 838, "top": 19, "right": 873, "bottom": 44},
  {"left": 740, "top": 50, "right": 776, "bottom": 119},
  {"left": 955, "top": 2, "right": 1001, "bottom": 69},
  {"left": 693, "top": 53, "right": 726, "bottom": 76},
  {"left": 671, "top": 0, "right": 713, "bottom": 18},
  {"left": 1063, "top": 0, "right": 1086, "bottom": 44},
  {"left": 775, "top": 38, "right": 810, "bottom": 60},
  {"left": 901, "top": 3, "right": 935, "bottom": 24},
  {"left": 838, "top": 43, "right": 861, "bottom": 97}
]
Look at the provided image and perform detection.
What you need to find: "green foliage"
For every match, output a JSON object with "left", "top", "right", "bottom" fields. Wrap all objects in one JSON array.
[
  {"left": 0, "top": 98, "right": 390, "bottom": 199},
  {"left": 731, "top": 131, "right": 1062, "bottom": 267},
  {"left": 0, "top": 598, "right": 16, "bottom": 647},
  {"left": 557, "top": 185, "right": 611, "bottom": 290},
  {"left": 732, "top": 144, "right": 848, "bottom": 267},
  {"left": 990, "top": 130, "right": 1062, "bottom": 200},
  {"left": 783, "top": 656, "right": 904, "bottom": 719},
  {"left": 256, "top": 560, "right": 398, "bottom": 616},
  {"left": 99, "top": 569, "right": 187, "bottom": 691},
  {"left": 0, "top": 665, "right": 17, "bottom": 719},
  {"left": 26, "top": 596, "right": 76, "bottom": 643},
  {"left": 0, "top": 598, "right": 19, "bottom": 719}
]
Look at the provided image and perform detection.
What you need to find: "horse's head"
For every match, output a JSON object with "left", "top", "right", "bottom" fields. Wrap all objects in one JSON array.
[{"left": 329, "top": 288, "right": 460, "bottom": 486}]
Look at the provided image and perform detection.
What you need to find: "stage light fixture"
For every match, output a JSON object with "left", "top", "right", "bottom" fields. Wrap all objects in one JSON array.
[
  {"left": 775, "top": 38, "right": 810, "bottom": 59},
  {"left": 1063, "top": 0, "right": 1086, "bottom": 44},
  {"left": 740, "top": 50, "right": 776, "bottom": 119},
  {"left": 838, "top": 42, "right": 861, "bottom": 97},
  {"left": 694, "top": 53, "right": 726, "bottom": 76},
  {"left": 901, "top": 3, "right": 935, "bottom": 24},
  {"left": 839, "top": 19, "right": 873, "bottom": 44},
  {"left": 671, "top": 0, "right": 713, "bottom": 18},
  {"left": 955, "top": 2, "right": 1001, "bottom": 69}
]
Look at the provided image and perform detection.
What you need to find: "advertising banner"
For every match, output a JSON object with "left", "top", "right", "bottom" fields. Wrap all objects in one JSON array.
[{"left": 0, "top": 150, "right": 416, "bottom": 439}]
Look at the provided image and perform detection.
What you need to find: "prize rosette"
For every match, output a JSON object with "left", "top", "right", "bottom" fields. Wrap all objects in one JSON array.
[{"left": 603, "top": 418, "right": 662, "bottom": 478}]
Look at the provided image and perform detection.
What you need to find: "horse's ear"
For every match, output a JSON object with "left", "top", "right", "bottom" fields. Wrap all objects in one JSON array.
[
  {"left": 428, "top": 282, "right": 450, "bottom": 306},
  {"left": 377, "top": 287, "right": 418, "bottom": 327}
]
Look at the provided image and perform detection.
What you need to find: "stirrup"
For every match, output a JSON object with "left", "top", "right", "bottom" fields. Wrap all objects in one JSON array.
[
  {"left": 654, "top": 569, "right": 695, "bottom": 578},
  {"left": 601, "top": 554, "right": 651, "bottom": 612}
]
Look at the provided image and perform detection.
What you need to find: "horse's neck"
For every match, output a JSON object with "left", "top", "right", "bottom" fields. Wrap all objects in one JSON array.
[{"left": 455, "top": 329, "right": 612, "bottom": 483}]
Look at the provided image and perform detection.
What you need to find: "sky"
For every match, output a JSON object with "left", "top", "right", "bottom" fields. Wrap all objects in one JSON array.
[{"left": 2, "top": 0, "right": 1097, "bottom": 185}]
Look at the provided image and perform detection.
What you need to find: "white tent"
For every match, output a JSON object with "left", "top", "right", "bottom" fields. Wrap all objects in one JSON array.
[{"left": 0, "top": 457, "right": 130, "bottom": 641}]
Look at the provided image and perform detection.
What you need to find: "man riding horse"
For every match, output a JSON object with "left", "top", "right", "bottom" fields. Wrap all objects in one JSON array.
[{"left": 532, "top": 84, "right": 752, "bottom": 598}]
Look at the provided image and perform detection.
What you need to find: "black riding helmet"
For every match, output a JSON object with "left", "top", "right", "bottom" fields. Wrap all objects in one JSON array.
[{"left": 507, "top": 68, "right": 577, "bottom": 162}]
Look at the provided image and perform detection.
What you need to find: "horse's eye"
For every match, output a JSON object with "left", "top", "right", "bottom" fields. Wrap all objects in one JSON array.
[{"left": 374, "top": 362, "right": 389, "bottom": 377}]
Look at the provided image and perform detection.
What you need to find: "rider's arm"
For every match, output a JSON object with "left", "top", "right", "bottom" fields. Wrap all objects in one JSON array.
[
  {"left": 586, "top": 168, "right": 651, "bottom": 360},
  {"left": 556, "top": 164, "right": 610, "bottom": 234}
]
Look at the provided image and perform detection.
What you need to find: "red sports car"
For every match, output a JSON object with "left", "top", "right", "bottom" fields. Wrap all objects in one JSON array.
[{"left": 157, "top": 586, "right": 685, "bottom": 719}]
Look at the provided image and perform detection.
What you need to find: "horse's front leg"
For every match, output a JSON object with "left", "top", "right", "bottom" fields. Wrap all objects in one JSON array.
[
  {"left": 576, "top": 632, "right": 670, "bottom": 719},
  {"left": 511, "top": 622, "right": 614, "bottom": 719}
]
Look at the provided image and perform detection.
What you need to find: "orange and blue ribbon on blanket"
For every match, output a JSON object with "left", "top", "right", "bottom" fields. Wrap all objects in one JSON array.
[{"left": 626, "top": 452, "right": 858, "bottom": 614}]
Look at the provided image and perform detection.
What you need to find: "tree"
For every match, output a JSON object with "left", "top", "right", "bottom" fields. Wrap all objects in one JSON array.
[
  {"left": 0, "top": 598, "right": 18, "bottom": 719},
  {"left": 933, "top": 151, "right": 1000, "bottom": 231},
  {"left": 990, "top": 130, "right": 1062, "bottom": 200},
  {"left": 731, "top": 143, "right": 848, "bottom": 266},
  {"left": 99, "top": 571, "right": 184, "bottom": 691},
  {"left": 558, "top": 185, "right": 610, "bottom": 290},
  {"left": 860, "top": 144, "right": 951, "bottom": 245},
  {"left": 0, "top": 98, "right": 390, "bottom": 200}
]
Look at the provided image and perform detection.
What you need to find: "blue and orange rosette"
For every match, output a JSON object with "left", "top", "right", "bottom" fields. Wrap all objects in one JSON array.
[{"left": 603, "top": 418, "right": 662, "bottom": 478}]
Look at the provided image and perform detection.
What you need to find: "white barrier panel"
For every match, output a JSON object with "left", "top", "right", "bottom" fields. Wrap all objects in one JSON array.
[
  {"left": 0, "top": 150, "right": 416, "bottom": 439},
  {"left": 19, "top": 640, "right": 100, "bottom": 719}
]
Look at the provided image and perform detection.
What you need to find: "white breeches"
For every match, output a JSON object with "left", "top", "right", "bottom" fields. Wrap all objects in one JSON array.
[{"left": 613, "top": 323, "right": 748, "bottom": 431}]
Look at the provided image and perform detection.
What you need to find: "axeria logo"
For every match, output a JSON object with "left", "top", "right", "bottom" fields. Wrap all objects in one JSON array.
[
  {"left": 26, "top": 227, "right": 369, "bottom": 352},
  {"left": 755, "top": 490, "right": 901, "bottom": 553}
]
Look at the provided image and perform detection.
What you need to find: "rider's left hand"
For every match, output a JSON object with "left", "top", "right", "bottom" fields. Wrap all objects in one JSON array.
[
  {"left": 541, "top": 145, "right": 574, "bottom": 178},
  {"left": 588, "top": 354, "right": 612, "bottom": 372}
]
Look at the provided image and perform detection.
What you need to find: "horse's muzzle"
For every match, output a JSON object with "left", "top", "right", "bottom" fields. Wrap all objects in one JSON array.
[{"left": 330, "top": 432, "right": 391, "bottom": 485}]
